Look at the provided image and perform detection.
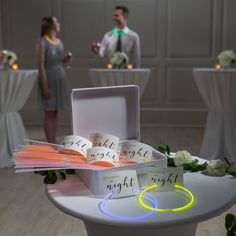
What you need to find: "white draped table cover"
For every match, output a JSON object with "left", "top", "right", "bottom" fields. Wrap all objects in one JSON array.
[
  {"left": 0, "top": 69, "right": 37, "bottom": 167},
  {"left": 193, "top": 68, "right": 236, "bottom": 163},
  {"left": 89, "top": 69, "right": 151, "bottom": 97}
]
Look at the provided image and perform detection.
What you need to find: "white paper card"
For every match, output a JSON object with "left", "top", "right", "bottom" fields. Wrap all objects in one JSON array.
[
  {"left": 87, "top": 147, "right": 119, "bottom": 163},
  {"left": 90, "top": 133, "right": 119, "bottom": 151},
  {"left": 59, "top": 135, "right": 92, "bottom": 155},
  {"left": 120, "top": 141, "right": 153, "bottom": 163},
  {"left": 147, "top": 167, "right": 184, "bottom": 191},
  {"left": 102, "top": 170, "right": 139, "bottom": 198}
]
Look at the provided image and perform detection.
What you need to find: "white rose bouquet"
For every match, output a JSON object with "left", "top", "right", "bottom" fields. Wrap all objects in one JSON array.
[
  {"left": 0, "top": 50, "right": 17, "bottom": 69},
  {"left": 217, "top": 50, "right": 235, "bottom": 67},
  {"left": 110, "top": 52, "right": 129, "bottom": 69}
]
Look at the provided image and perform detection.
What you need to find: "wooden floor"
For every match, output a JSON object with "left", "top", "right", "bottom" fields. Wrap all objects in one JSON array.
[{"left": 0, "top": 126, "right": 235, "bottom": 236}]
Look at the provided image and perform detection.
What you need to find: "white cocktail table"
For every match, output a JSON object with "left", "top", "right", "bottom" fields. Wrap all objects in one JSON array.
[
  {"left": 46, "top": 164, "right": 236, "bottom": 236},
  {"left": 89, "top": 68, "right": 151, "bottom": 97},
  {"left": 0, "top": 69, "right": 37, "bottom": 167},
  {"left": 193, "top": 68, "right": 236, "bottom": 163}
]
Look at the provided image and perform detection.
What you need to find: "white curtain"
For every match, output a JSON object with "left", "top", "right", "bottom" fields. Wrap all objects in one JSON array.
[
  {"left": 193, "top": 68, "right": 236, "bottom": 163},
  {"left": 89, "top": 69, "right": 150, "bottom": 97},
  {"left": 0, "top": 70, "right": 37, "bottom": 167}
]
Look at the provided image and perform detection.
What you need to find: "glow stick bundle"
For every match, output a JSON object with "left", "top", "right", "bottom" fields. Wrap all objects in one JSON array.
[{"left": 14, "top": 135, "right": 153, "bottom": 172}]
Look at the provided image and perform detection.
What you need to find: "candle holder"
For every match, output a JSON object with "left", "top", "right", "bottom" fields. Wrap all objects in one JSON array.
[
  {"left": 11, "top": 63, "right": 18, "bottom": 70},
  {"left": 215, "top": 64, "right": 221, "bottom": 71},
  {"left": 127, "top": 64, "right": 133, "bottom": 69},
  {"left": 107, "top": 64, "right": 112, "bottom": 69}
]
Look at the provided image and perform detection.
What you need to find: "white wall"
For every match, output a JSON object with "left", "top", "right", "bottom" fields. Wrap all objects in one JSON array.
[{"left": 1, "top": 0, "right": 236, "bottom": 126}]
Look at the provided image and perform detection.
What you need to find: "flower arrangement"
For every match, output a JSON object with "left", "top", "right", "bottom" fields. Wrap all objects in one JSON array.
[
  {"left": 0, "top": 50, "right": 17, "bottom": 69},
  {"left": 156, "top": 143, "right": 236, "bottom": 176},
  {"left": 217, "top": 50, "right": 236, "bottom": 68},
  {"left": 110, "top": 52, "right": 129, "bottom": 69}
]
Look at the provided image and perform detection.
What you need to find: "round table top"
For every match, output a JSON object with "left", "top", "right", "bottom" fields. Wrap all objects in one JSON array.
[
  {"left": 193, "top": 68, "right": 236, "bottom": 73},
  {"left": 89, "top": 68, "right": 151, "bottom": 73},
  {"left": 46, "top": 168, "right": 236, "bottom": 229}
]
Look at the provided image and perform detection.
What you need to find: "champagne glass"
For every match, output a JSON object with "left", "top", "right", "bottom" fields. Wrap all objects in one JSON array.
[
  {"left": 65, "top": 51, "right": 73, "bottom": 70},
  {"left": 91, "top": 42, "right": 100, "bottom": 54}
]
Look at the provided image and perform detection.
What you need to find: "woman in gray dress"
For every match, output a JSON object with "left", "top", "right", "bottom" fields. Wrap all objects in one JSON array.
[{"left": 36, "top": 16, "right": 71, "bottom": 143}]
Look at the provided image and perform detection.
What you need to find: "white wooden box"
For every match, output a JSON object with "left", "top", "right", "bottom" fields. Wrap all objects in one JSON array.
[{"left": 71, "top": 85, "right": 167, "bottom": 195}]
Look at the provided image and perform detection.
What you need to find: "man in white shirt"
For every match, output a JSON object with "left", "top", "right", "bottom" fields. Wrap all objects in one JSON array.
[{"left": 91, "top": 6, "right": 141, "bottom": 68}]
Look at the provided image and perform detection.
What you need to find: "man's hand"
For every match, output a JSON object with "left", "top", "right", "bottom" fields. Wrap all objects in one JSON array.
[
  {"left": 91, "top": 42, "right": 101, "bottom": 55},
  {"left": 63, "top": 52, "right": 73, "bottom": 63}
]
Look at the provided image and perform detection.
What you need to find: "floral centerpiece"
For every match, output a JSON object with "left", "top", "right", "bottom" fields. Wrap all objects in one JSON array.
[
  {"left": 156, "top": 142, "right": 236, "bottom": 176},
  {"left": 217, "top": 50, "right": 235, "bottom": 68},
  {"left": 0, "top": 50, "right": 17, "bottom": 70},
  {"left": 110, "top": 52, "right": 129, "bottom": 69}
]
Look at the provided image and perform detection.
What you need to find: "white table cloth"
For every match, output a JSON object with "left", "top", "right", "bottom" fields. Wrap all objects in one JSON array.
[
  {"left": 0, "top": 69, "right": 37, "bottom": 167},
  {"left": 193, "top": 68, "right": 236, "bottom": 163},
  {"left": 89, "top": 69, "right": 151, "bottom": 97},
  {"left": 47, "top": 160, "right": 236, "bottom": 236}
]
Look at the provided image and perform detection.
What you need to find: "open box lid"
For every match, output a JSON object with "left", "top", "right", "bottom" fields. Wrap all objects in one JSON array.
[{"left": 71, "top": 85, "right": 140, "bottom": 140}]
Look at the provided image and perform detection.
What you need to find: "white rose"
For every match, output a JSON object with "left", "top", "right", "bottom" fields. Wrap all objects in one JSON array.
[
  {"left": 6, "top": 51, "right": 17, "bottom": 65},
  {"left": 110, "top": 52, "right": 129, "bottom": 68},
  {"left": 217, "top": 50, "right": 236, "bottom": 67},
  {"left": 0, "top": 50, "right": 17, "bottom": 66},
  {"left": 206, "top": 160, "right": 227, "bottom": 176},
  {"left": 174, "top": 150, "right": 192, "bottom": 166}
]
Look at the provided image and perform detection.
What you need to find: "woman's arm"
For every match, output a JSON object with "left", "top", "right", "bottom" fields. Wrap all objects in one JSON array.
[{"left": 36, "top": 42, "right": 50, "bottom": 99}]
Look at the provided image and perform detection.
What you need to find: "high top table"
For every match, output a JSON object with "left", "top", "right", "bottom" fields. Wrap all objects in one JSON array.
[
  {"left": 0, "top": 69, "right": 37, "bottom": 167},
  {"left": 89, "top": 68, "right": 151, "bottom": 97},
  {"left": 46, "top": 159, "right": 236, "bottom": 236},
  {"left": 193, "top": 68, "right": 236, "bottom": 163}
]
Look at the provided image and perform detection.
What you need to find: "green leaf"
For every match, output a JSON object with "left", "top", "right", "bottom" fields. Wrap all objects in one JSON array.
[
  {"left": 58, "top": 171, "right": 66, "bottom": 180},
  {"left": 164, "top": 144, "right": 170, "bottom": 155},
  {"left": 155, "top": 142, "right": 171, "bottom": 156},
  {"left": 65, "top": 169, "right": 75, "bottom": 174},
  {"left": 227, "top": 230, "right": 236, "bottom": 236},
  {"left": 34, "top": 170, "right": 48, "bottom": 176},
  {"left": 182, "top": 161, "right": 207, "bottom": 172},
  {"left": 230, "top": 218, "right": 236, "bottom": 233},
  {"left": 167, "top": 157, "right": 176, "bottom": 167},
  {"left": 224, "top": 157, "right": 232, "bottom": 166},
  {"left": 225, "top": 214, "right": 236, "bottom": 230},
  {"left": 44, "top": 171, "right": 57, "bottom": 184},
  {"left": 227, "top": 165, "right": 236, "bottom": 178}
]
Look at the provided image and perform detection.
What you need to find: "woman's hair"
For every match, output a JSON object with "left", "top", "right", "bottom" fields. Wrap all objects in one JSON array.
[{"left": 41, "top": 17, "right": 54, "bottom": 36}]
